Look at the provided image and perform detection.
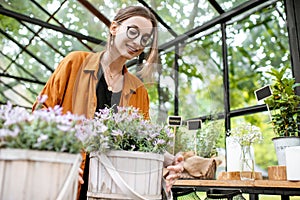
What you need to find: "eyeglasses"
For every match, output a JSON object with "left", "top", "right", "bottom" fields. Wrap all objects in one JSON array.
[{"left": 124, "top": 25, "right": 153, "bottom": 47}]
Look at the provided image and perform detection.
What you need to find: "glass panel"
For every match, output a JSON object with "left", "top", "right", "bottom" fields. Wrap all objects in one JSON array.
[
  {"left": 179, "top": 33, "right": 224, "bottom": 119},
  {"left": 144, "top": 0, "right": 219, "bottom": 36},
  {"left": 54, "top": 0, "right": 109, "bottom": 43},
  {"left": 1, "top": 77, "right": 35, "bottom": 108},
  {"left": 227, "top": 2, "right": 289, "bottom": 110},
  {"left": 215, "top": 0, "right": 250, "bottom": 11},
  {"left": 0, "top": 0, "right": 52, "bottom": 21},
  {"left": 147, "top": 24, "right": 224, "bottom": 121}
]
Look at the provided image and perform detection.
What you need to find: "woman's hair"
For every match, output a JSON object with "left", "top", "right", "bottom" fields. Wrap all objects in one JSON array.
[{"left": 107, "top": 6, "right": 158, "bottom": 80}]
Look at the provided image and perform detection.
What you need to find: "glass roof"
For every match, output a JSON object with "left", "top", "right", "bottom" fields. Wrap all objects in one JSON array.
[
  {"left": 0, "top": 0, "right": 283, "bottom": 109},
  {"left": 216, "top": 0, "right": 249, "bottom": 11}
]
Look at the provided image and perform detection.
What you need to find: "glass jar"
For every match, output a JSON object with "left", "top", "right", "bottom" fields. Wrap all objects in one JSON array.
[{"left": 240, "top": 145, "right": 255, "bottom": 181}]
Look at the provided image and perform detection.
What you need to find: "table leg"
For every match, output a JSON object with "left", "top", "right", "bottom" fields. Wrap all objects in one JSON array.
[
  {"left": 249, "top": 193, "right": 259, "bottom": 200},
  {"left": 281, "top": 195, "right": 290, "bottom": 200}
]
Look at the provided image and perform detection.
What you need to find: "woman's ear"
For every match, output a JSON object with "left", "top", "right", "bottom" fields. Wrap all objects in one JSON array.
[{"left": 110, "top": 21, "right": 119, "bottom": 36}]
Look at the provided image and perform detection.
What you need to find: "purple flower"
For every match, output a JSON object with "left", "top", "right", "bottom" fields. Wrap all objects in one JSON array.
[
  {"left": 37, "top": 95, "right": 48, "bottom": 104},
  {"left": 154, "top": 139, "right": 166, "bottom": 145},
  {"left": 111, "top": 129, "right": 123, "bottom": 137}
]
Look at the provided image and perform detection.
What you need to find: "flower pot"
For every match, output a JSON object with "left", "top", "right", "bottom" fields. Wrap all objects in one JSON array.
[
  {"left": 87, "top": 150, "right": 164, "bottom": 200},
  {"left": 0, "top": 149, "right": 82, "bottom": 200},
  {"left": 272, "top": 136, "right": 300, "bottom": 165},
  {"left": 285, "top": 146, "right": 300, "bottom": 181}
]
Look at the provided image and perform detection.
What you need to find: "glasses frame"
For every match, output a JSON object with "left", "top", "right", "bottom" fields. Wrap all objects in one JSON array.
[{"left": 122, "top": 25, "right": 153, "bottom": 47}]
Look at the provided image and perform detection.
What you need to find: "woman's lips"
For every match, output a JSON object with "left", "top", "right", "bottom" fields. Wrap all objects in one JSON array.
[{"left": 126, "top": 44, "right": 138, "bottom": 54}]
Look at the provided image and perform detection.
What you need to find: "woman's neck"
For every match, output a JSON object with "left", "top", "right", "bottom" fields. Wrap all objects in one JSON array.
[
  {"left": 100, "top": 50, "right": 125, "bottom": 93},
  {"left": 101, "top": 51, "right": 126, "bottom": 74}
]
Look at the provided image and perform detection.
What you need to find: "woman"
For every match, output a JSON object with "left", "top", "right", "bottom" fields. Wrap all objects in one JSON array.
[{"left": 33, "top": 5, "right": 183, "bottom": 199}]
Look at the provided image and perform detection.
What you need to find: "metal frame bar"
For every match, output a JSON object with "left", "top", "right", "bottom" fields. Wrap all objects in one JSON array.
[
  {"left": 137, "top": 0, "right": 178, "bottom": 37},
  {"left": 77, "top": 0, "right": 111, "bottom": 27},
  {"left": 285, "top": 0, "right": 300, "bottom": 95},
  {"left": 208, "top": 0, "right": 225, "bottom": 14},
  {"left": 0, "top": 28, "right": 54, "bottom": 72},
  {"left": 31, "top": 0, "right": 94, "bottom": 51},
  {"left": 0, "top": 6, "right": 105, "bottom": 45},
  {"left": 159, "top": 0, "right": 277, "bottom": 51}
]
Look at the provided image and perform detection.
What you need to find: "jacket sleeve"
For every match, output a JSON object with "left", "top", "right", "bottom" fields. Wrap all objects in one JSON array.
[
  {"left": 141, "top": 88, "right": 150, "bottom": 120},
  {"left": 32, "top": 52, "right": 78, "bottom": 111}
]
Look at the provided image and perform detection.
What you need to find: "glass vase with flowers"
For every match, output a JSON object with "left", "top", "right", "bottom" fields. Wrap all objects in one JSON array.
[{"left": 228, "top": 123, "right": 263, "bottom": 180}]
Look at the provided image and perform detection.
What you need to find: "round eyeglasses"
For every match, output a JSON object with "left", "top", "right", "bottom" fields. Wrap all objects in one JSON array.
[{"left": 124, "top": 25, "right": 153, "bottom": 47}]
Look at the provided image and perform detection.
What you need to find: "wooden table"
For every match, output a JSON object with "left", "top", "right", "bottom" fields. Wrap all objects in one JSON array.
[{"left": 172, "top": 179, "right": 300, "bottom": 200}]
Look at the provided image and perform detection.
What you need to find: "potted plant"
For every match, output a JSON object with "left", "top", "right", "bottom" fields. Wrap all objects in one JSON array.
[
  {"left": 78, "top": 106, "right": 173, "bottom": 200},
  {"left": 177, "top": 118, "right": 224, "bottom": 180},
  {"left": 264, "top": 65, "right": 300, "bottom": 165},
  {"left": 0, "top": 95, "right": 85, "bottom": 200},
  {"left": 196, "top": 119, "right": 224, "bottom": 159}
]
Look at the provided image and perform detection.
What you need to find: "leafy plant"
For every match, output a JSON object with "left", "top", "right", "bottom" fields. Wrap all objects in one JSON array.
[
  {"left": 196, "top": 119, "right": 224, "bottom": 158},
  {"left": 0, "top": 96, "right": 85, "bottom": 153},
  {"left": 264, "top": 66, "right": 300, "bottom": 137},
  {"left": 79, "top": 106, "right": 173, "bottom": 154}
]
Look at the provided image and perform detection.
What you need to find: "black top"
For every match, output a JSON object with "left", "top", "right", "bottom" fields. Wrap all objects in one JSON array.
[{"left": 95, "top": 66, "right": 122, "bottom": 113}]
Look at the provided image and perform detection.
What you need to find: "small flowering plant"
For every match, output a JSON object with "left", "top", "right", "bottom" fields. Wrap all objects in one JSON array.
[
  {"left": 0, "top": 96, "right": 85, "bottom": 154},
  {"left": 228, "top": 122, "right": 263, "bottom": 147},
  {"left": 79, "top": 106, "right": 173, "bottom": 154}
]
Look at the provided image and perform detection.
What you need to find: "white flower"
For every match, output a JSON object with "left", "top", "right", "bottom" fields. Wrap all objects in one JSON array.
[
  {"left": 37, "top": 134, "right": 49, "bottom": 143},
  {"left": 229, "top": 123, "right": 263, "bottom": 146}
]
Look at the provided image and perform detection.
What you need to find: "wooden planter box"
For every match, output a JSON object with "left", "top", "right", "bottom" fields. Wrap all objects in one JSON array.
[
  {"left": 87, "top": 150, "right": 164, "bottom": 200},
  {"left": 0, "top": 149, "right": 82, "bottom": 200}
]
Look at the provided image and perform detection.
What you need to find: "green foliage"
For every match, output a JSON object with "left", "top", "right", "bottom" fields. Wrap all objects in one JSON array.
[
  {"left": 171, "top": 126, "right": 190, "bottom": 154},
  {"left": 228, "top": 2, "right": 290, "bottom": 110},
  {"left": 196, "top": 119, "right": 224, "bottom": 158},
  {"left": 173, "top": 118, "right": 224, "bottom": 158},
  {"left": 264, "top": 66, "right": 300, "bottom": 137}
]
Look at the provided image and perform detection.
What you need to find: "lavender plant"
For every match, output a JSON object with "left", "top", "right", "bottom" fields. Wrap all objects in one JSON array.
[
  {"left": 0, "top": 96, "right": 85, "bottom": 153},
  {"left": 79, "top": 106, "right": 173, "bottom": 154}
]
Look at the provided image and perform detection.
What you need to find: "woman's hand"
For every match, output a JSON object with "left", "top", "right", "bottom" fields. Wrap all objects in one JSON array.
[
  {"left": 78, "top": 167, "right": 84, "bottom": 184},
  {"left": 165, "top": 154, "right": 184, "bottom": 192}
]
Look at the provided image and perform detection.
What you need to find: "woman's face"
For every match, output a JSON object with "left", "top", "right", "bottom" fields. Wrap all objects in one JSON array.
[{"left": 111, "top": 16, "right": 153, "bottom": 60}]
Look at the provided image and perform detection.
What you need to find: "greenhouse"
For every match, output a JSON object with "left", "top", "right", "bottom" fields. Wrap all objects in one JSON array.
[{"left": 1, "top": 0, "right": 300, "bottom": 199}]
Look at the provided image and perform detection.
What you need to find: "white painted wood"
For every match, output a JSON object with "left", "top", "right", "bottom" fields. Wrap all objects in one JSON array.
[
  {"left": 87, "top": 150, "right": 164, "bottom": 200},
  {"left": 0, "top": 149, "right": 81, "bottom": 200}
]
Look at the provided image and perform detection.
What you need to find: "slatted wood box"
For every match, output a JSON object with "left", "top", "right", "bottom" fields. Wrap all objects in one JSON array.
[
  {"left": 0, "top": 149, "right": 82, "bottom": 200},
  {"left": 87, "top": 150, "right": 164, "bottom": 200}
]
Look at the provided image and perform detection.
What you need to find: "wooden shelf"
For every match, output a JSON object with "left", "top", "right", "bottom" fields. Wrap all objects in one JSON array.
[
  {"left": 174, "top": 179, "right": 300, "bottom": 189},
  {"left": 173, "top": 179, "right": 300, "bottom": 200}
]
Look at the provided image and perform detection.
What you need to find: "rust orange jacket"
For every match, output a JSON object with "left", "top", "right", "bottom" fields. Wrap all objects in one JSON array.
[
  {"left": 33, "top": 51, "right": 150, "bottom": 119},
  {"left": 32, "top": 51, "right": 151, "bottom": 199}
]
